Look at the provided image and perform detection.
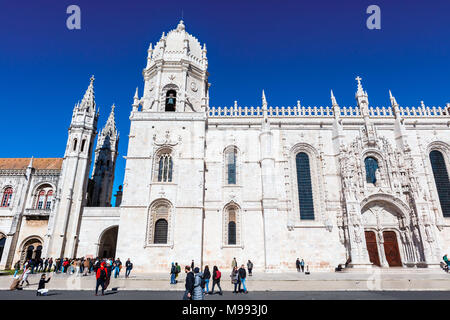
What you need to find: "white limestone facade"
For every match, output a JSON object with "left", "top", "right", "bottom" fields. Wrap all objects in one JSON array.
[{"left": 1, "top": 20, "right": 449, "bottom": 273}]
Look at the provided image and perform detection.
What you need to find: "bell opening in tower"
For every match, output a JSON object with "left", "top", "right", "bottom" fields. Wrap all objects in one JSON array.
[{"left": 165, "top": 90, "right": 176, "bottom": 112}]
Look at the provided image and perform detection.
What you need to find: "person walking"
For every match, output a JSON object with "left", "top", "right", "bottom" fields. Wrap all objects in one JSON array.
[
  {"left": 300, "top": 259, "right": 305, "bottom": 272},
  {"left": 192, "top": 267, "right": 204, "bottom": 300},
  {"left": 20, "top": 267, "right": 31, "bottom": 286},
  {"left": 125, "top": 258, "right": 133, "bottom": 278},
  {"left": 43, "top": 258, "right": 48, "bottom": 272},
  {"left": 36, "top": 274, "right": 51, "bottom": 296},
  {"left": 210, "top": 266, "right": 222, "bottom": 295},
  {"left": 76, "top": 259, "right": 82, "bottom": 276},
  {"left": 170, "top": 262, "right": 177, "bottom": 284},
  {"left": 230, "top": 266, "right": 239, "bottom": 293},
  {"left": 13, "top": 261, "right": 20, "bottom": 277},
  {"left": 203, "top": 265, "right": 211, "bottom": 294},
  {"left": 48, "top": 257, "right": 53, "bottom": 272},
  {"left": 232, "top": 257, "right": 237, "bottom": 269},
  {"left": 38, "top": 258, "right": 43, "bottom": 272},
  {"left": 104, "top": 260, "right": 113, "bottom": 290},
  {"left": 183, "top": 266, "right": 195, "bottom": 300},
  {"left": 95, "top": 262, "right": 107, "bottom": 296},
  {"left": 238, "top": 264, "right": 248, "bottom": 293},
  {"left": 247, "top": 260, "right": 253, "bottom": 276},
  {"left": 83, "top": 258, "right": 90, "bottom": 276},
  {"left": 175, "top": 262, "right": 180, "bottom": 283},
  {"left": 114, "top": 258, "right": 122, "bottom": 278}
]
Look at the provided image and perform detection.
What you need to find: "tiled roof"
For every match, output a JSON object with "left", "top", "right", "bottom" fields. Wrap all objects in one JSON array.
[{"left": 0, "top": 158, "right": 63, "bottom": 170}]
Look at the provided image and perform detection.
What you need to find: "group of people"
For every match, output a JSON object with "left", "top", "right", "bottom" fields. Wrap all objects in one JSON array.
[
  {"left": 9, "top": 256, "right": 134, "bottom": 296},
  {"left": 295, "top": 258, "right": 306, "bottom": 272},
  {"left": 181, "top": 257, "right": 253, "bottom": 300}
]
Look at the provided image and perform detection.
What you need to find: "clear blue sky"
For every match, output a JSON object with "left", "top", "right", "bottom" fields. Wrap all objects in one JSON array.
[{"left": 0, "top": 0, "right": 449, "bottom": 205}]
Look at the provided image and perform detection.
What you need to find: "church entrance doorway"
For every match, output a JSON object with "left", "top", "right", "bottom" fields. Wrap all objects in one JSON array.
[
  {"left": 383, "top": 231, "right": 402, "bottom": 267},
  {"left": 98, "top": 226, "right": 118, "bottom": 259},
  {"left": 364, "top": 231, "right": 381, "bottom": 266}
]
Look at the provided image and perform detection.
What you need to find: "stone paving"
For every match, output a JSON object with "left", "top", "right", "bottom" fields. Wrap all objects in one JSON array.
[{"left": 1, "top": 269, "right": 449, "bottom": 291}]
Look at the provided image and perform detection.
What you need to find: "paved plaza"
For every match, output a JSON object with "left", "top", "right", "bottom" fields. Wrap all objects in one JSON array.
[{"left": 1, "top": 269, "right": 450, "bottom": 294}]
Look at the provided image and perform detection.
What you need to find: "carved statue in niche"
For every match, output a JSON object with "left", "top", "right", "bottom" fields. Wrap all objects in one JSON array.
[{"left": 375, "top": 167, "right": 382, "bottom": 187}]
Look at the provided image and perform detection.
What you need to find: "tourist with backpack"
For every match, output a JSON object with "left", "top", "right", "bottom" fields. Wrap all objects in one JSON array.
[
  {"left": 203, "top": 265, "right": 211, "bottom": 294},
  {"left": 170, "top": 262, "right": 177, "bottom": 284},
  {"left": 192, "top": 267, "right": 204, "bottom": 300},
  {"left": 210, "top": 265, "right": 223, "bottom": 295},
  {"left": 230, "top": 266, "right": 239, "bottom": 293},
  {"left": 95, "top": 262, "right": 107, "bottom": 296},
  {"left": 175, "top": 262, "right": 181, "bottom": 283}
]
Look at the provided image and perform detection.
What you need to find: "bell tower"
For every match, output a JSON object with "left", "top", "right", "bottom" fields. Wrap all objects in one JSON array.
[
  {"left": 116, "top": 21, "right": 209, "bottom": 271},
  {"left": 134, "top": 20, "right": 210, "bottom": 113},
  {"left": 45, "top": 76, "right": 99, "bottom": 259},
  {"left": 90, "top": 104, "right": 119, "bottom": 207}
]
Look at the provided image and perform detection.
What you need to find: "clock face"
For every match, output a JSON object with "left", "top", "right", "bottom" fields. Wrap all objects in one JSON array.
[{"left": 190, "top": 81, "right": 198, "bottom": 92}]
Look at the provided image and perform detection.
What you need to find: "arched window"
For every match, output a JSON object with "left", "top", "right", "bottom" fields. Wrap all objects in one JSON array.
[
  {"left": 228, "top": 221, "right": 236, "bottom": 245},
  {"left": 430, "top": 150, "right": 450, "bottom": 217},
  {"left": 165, "top": 90, "right": 176, "bottom": 112},
  {"left": 37, "top": 190, "right": 46, "bottom": 209},
  {"left": 296, "top": 152, "right": 314, "bottom": 220},
  {"left": 365, "top": 157, "right": 379, "bottom": 184},
  {"left": 148, "top": 201, "right": 172, "bottom": 245},
  {"left": 225, "top": 147, "right": 237, "bottom": 185},
  {"left": 45, "top": 190, "right": 53, "bottom": 210},
  {"left": 73, "top": 138, "right": 78, "bottom": 151},
  {"left": 33, "top": 184, "right": 53, "bottom": 210},
  {"left": 1, "top": 187, "right": 13, "bottom": 207},
  {"left": 81, "top": 139, "right": 86, "bottom": 152},
  {"left": 154, "top": 219, "right": 168, "bottom": 244},
  {"left": 224, "top": 204, "right": 240, "bottom": 246},
  {"left": 155, "top": 150, "right": 173, "bottom": 183}
]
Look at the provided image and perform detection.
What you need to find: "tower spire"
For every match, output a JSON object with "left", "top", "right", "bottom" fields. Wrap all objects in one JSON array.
[{"left": 79, "top": 75, "right": 96, "bottom": 112}]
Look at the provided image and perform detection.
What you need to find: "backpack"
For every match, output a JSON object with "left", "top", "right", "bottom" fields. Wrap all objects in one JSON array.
[
  {"left": 100, "top": 268, "right": 107, "bottom": 281},
  {"left": 215, "top": 270, "right": 221, "bottom": 280}
]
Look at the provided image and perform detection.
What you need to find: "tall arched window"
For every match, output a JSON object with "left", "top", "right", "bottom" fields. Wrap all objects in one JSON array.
[
  {"left": 73, "top": 138, "right": 78, "bottom": 151},
  {"left": 45, "top": 190, "right": 53, "bottom": 210},
  {"left": 365, "top": 157, "right": 379, "bottom": 184},
  {"left": 156, "top": 151, "right": 173, "bottom": 183},
  {"left": 1, "top": 187, "right": 13, "bottom": 207},
  {"left": 154, "top": 219, "right": 168, "bottom": 244},
  {"left": 165, "top": 90, "right": 176, "bottom": 112},
  {"left": 148, "top": 201, "right": 172, "bottom": 245},
  {"left": 224, "top": 204, "right": 240, "bottom": 246},
  {"left": 37, "top": 190, "right": 46, "bottom": 209},
  {"left": 225, "top": 147, "right": 237, "bottom": 185},
  {"left": 430, "top": 150, "right": 450, "bottom": 217},
  {"left": 296, "top": 152, "right": 315, "bottom": 220}
]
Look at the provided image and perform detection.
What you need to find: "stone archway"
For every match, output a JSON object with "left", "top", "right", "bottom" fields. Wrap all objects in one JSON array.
[
  {"left": 0, "top": 233, "right": 5, "bottom": 262},
  {"left": 98, "top": 226, "right": 118, "bottom": 259},
  {"left": 20, "top": 237, "right": 43, "bottom": 264},
  {"left": 361, "top": 200, "right": 406, "bottom": 267}
]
